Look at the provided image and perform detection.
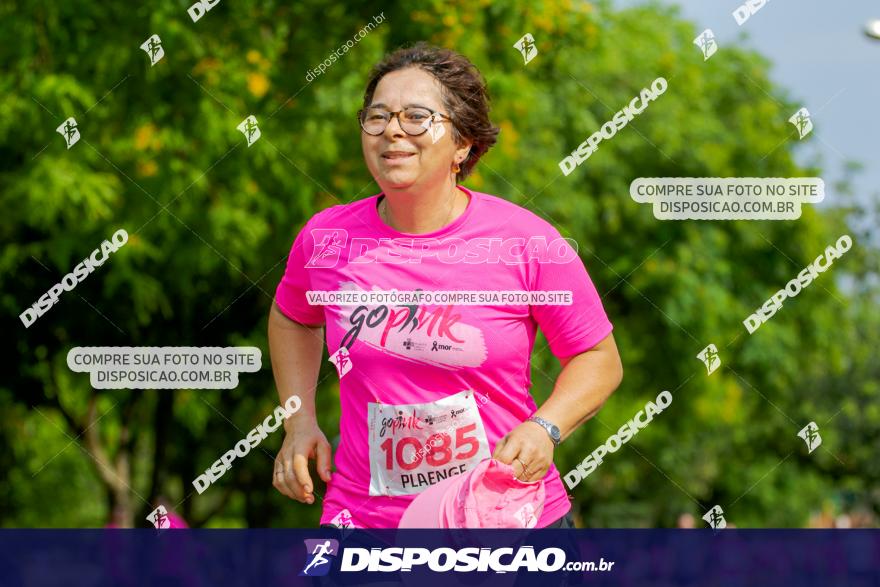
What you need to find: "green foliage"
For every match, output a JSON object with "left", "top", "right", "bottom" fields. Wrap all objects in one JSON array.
[{"left": 2, "top": 0, "right": 877, "bottom": 528}]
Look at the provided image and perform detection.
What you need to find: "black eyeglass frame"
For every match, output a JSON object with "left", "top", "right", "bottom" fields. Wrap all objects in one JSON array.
[{"left": 357, "top": 106, "right": 453, "bottom": 136}]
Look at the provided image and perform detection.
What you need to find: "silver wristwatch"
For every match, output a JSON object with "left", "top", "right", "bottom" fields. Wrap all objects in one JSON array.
[{"left": 527, "top": 416, "right": 561, "bottom": 446}]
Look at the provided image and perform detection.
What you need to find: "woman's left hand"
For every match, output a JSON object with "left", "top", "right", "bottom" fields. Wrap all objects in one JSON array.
[{"left": 491, "top": 421, "right": 555, "bottom": 482}]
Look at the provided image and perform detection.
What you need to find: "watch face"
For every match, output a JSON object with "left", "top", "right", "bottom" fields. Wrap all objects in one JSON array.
[{"left": 549, "top": 424, "right": 561, "bottom": 440}]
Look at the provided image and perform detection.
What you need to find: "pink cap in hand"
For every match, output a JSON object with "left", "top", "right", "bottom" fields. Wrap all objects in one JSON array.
[{"left": 398, "top": 458, "right": 545, "bottom": 528}]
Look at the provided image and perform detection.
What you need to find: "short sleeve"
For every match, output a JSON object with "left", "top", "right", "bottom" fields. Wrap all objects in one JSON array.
[
  {"left": 274, "top": 217, "right": 326, "bottom": 326},
  {"left": 530, "top": 228, "right": 613, "bottom": 358}
]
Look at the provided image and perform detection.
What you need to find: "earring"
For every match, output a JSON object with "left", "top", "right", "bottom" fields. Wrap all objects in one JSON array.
[{"left": 453, "top": 160, "right": 461, "bottom": 174}]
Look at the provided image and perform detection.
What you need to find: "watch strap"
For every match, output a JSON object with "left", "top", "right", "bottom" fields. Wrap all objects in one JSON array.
[{"left": 527, "top": 416, "right": 561, "bottom": 446}]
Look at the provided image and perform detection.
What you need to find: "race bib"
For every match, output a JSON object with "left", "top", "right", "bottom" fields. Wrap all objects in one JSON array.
[{"left": 367, "top": 389, "right": 491, "bottom": 496}]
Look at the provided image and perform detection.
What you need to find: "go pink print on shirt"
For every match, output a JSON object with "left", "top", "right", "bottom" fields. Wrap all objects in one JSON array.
[{"left": 334, "top": 281, "right": 488, "bottom": 370}]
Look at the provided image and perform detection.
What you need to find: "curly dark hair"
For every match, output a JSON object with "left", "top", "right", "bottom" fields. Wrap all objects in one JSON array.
[{"left": 361, "top": 41, "right": 500, "bottom": 182}]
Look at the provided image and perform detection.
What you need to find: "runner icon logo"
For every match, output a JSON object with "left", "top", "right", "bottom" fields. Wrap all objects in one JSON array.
[
  {"left": 147, "top": 505, "right": 169, "bottom": 529},
  {"left": 514, "top": 503, "right": 539, "bottom": 528},
  {"left": 140, "top": 34, "right": 164, "bottom": 66},
  {"left": 696, "top": 344, "right": 721, "bottom": 375},
  {"left": 789, "top": 107, "right": 813, "bottom": 139},
  {"left": 329, "top": 347, "right": 352, "bottom": 378},
  {"left": 422, "top": 112, "right": 446, "bottom": 144},
  {"left": 306, "top": 229, "right": 348, "bottom": 268},
  {"left": 237, "top": 115, "right": 261, "bottom": 147},
  {"left": 514, "top": 33, "right": 538, "bottom": 65},
  {"left": 300, "top": 539, "right": 339, "bottom": 577},
  {"left": 329, "top": 509, "right": 357, "bottom": 529},
  {"left": 56, "top": 117, "right": 80, "bottom": 149},
  {"left": 329, "top": 510, "right": 357, "bottom": 541},
  {"left": 798, "top": 422, "right": 822, "bottom": 453},
  {"left": 693, "top": 29, "right": 717, "bottom": 60},
  {"left": 703, "top": 505, "right": 727, "bottom": 529}
]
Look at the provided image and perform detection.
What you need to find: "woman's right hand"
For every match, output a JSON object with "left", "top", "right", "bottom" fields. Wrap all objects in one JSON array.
[{"left": 273, "top": 417, "right": 333, "bottom": 504}]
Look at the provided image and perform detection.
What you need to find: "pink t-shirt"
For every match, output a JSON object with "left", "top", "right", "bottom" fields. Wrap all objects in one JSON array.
[{"left": 274, "top": 186, "right": 613, "bottom": 528}]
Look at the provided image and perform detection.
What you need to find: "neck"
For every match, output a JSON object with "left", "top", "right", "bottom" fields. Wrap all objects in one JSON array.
[{"left": 380, "top": 177, "right": 466, "bottom": 234}]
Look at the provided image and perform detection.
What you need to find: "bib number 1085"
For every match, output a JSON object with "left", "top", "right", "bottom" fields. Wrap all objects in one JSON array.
[{"left": 379, "top": 423, "right": 480, "bottom": 470}]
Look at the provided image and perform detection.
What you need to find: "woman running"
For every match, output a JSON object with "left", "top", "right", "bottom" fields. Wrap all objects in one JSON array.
[{"left": 269, "top": 42, "right": 623, "bottom": 528}]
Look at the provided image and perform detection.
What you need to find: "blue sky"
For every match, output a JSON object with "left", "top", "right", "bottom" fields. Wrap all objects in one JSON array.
[{"left": 615, "top": 0, "right": 880, "bottom": 211}]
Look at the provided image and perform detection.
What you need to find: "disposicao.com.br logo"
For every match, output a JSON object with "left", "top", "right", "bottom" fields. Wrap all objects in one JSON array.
[
  {"left": 305, "top": 230, "right": 579, "bottom": 267},
  {"left": 303, "top": 543, "right": 614, "bottom": 574}
]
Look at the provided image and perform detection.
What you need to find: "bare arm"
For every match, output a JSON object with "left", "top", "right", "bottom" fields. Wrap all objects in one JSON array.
[
  {"left": 268, "top": 302, "right": 331, "bottom": 504},
  {"left": 268, "top": 302, "right": 324, "bottom": 423},
  {"left": 538, "top": 332, "right": 623, "bottom": 441},
  {"left": 493, "top": 332, "right": 623, "bottom": 481}
]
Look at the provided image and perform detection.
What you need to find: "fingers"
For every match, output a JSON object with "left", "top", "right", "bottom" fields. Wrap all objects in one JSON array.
[
  {"left": 272, "top": 456, "right": 296, "bottom": 500},
  {"left": 272, "top": 427, "right": 332, "bottom": 504},
  {"left": 492, "top": 434, "right": 518, "bottom": 464},
  {"left": 494, "top": 436, "right": 531, "bottom": 479},
  {"left": 272, "top": 458, "right": 293, "bottom": 498},
  {"left": 316, "top": 438, "right": 333, "bottom": 484},
  {"left": 511, "top": 445, "right": 534, "bottom": 481},
  {"left": 292, "top": 453, "right": 315, "bottom": 504},
  {"left": 519, "top": 450, "right": 552, "bottom": 482},
  {"left": 491, "top": 436, "right": 503, "bottom": 460},
  {"left": 511, "top": 456, "right": 528, "bottom": 480},
  {"left": 272, "top": 440, "right": 315, "bottom": 504},
  {"left": 494, "top": 430, "right": 552, "bottom": 482}
]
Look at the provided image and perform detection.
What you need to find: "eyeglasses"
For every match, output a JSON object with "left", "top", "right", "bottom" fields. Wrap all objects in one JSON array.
[{"left": 357, "top": 106, "right": 452, "bottom": 136}]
